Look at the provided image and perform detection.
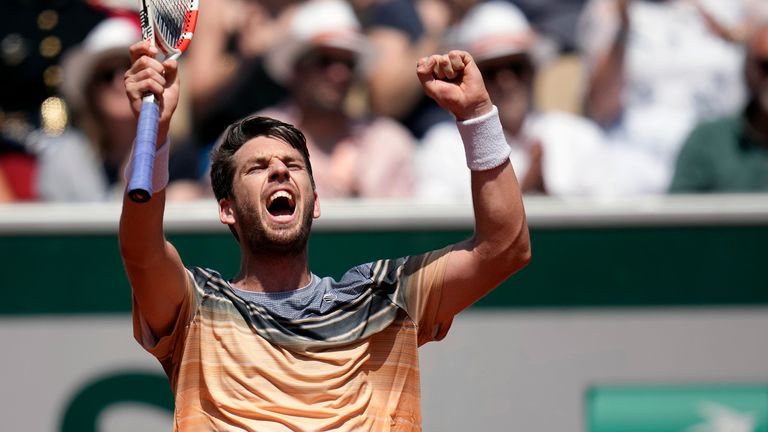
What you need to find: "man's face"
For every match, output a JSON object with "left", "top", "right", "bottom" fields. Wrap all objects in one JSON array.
[
  {"left": 477, "top": 53, "right": 534, "bottom": 135},
  {"left": 219, "top": 137, "right": 320, "bottom": 255},
  {"left": 293, "top": 47, "right": 358, "bottom": 112}
]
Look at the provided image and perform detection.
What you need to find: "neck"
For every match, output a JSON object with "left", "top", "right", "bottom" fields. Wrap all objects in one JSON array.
[{"left": 232, "top": 247, "right": 312, "bottom": 293}]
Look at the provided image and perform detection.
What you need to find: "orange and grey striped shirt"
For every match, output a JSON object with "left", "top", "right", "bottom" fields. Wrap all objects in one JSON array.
[{"left": 133, "top": 246, "right": 453, "bottom": 431}]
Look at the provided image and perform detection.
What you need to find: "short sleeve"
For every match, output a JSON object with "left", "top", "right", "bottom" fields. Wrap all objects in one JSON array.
[
  {"left": 397, "top": 245, "right": 454, "bottom": 346},
  {"left": 131, "top": 269, "right": 200, "bottom": 372}
]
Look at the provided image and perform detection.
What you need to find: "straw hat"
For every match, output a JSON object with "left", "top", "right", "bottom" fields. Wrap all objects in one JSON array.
[
  {"left": 450, "top": 1, "right": 538, "bottom": 63},
  {"left": 60, "top": 17, "right": 142, "bottom": 110},
  {"left": 265, "top": 0, "right": 372, "bottom": 85}
]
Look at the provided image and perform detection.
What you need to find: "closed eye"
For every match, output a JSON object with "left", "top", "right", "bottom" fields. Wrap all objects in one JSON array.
[{"left": 246, "top": 164, "right": 267, "bottom": 174}]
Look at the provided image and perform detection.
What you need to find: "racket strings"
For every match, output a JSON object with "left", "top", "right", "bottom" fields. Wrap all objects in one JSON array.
[{"left": 149, "top": 0, "right": 190, "bottom": 48}]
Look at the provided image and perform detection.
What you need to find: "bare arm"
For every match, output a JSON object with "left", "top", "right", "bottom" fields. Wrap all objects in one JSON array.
[
  {"left": 584, "top": 0, "right": 629, "bottom": 126},
  {"left": 0, "top": 168, "right": 14, "bottom": 203},
  {"left": 367, "top": 28, "right": 427, "bottom": 119},
  {"left": 120, "top": 41, "right": 189, "bottom": 339},
  {"left": 416, "top": 51, "right": 531, "bottom": 324}
]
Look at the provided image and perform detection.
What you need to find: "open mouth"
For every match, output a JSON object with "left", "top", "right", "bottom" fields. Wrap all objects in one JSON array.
[{"left": 267, "top": 190, "right": 296, "bottom": 218}]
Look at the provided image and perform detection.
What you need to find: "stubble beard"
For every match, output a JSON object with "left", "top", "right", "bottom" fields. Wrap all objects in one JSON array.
[{"left": 238, "top": 195, "right": 314, "bottom": 257}]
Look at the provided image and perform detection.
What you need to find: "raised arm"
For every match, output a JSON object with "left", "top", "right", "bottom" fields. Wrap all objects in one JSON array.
[
  {"left": 119, "top": 41, "right": 189, "bottom": 340},
  {"left": 583, "top": 0, "right": 629, "bottom": 126},
  {"left": 416, "top": 51, "right": 531, "bottom": 323}
]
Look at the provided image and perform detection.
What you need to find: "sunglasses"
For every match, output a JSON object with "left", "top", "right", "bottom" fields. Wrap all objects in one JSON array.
[
  {"left": 478, "top": 59, "right": 532, "bottom": 81},
  {"left": 300, "top": 52, "right": 357, "bottom": 71},
  {"left": 93, "top": 63, "right": 129, "bottom": 85}
]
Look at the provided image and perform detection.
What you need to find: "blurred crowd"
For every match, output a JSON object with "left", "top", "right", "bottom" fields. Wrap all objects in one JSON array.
[{"left": 2, "top": 0, "right": 768, "bottom": 203}]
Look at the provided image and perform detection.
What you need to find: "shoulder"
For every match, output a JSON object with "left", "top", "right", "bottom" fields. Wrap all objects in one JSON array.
[
  {"left": 355, "top": 116, "right": 416, "bottom": 154},
  {"left": 529, "top": 111, "right": 605, "bottom": 146},
  {"left": 255, "top": 104, "right": 295, "bottom": 125},
  {"left": 186, "top": 266, "right": 229, "bottom": 296},
  {"left": 419, "top": 121, "right": 462, "bottom": 155},
  {"left": 339, "top": 257, "right": 409, "bottom": 288},
  {"left": 422, "top": 120, "right": 461, "bottom": 142},
  {"left": 359, "top": 116, "right": 414, "bottom": 140},
  {"left": 532, "top": 111, "right": 601, "bottom": 133},
  {"left": 36, "top": 129, "right": 93, "bottom": 159},
  {"left": 684, "top": 116, "right": 741, "bottom": 147}
]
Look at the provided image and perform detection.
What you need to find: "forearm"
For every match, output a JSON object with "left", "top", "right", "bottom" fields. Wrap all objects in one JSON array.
[
  {"left": 458, "top": 106, "right": 530, "bottom": 274},
  {"left": 367, "top": 30, "right": 426, "bottom": 118},
  {"left": 119, "top": 137, "right": 173, "bottom": 264},
  {"left": 470, "top": 163, "right": 530, "bottom": 269},
  {"left": 119, "top": 188, "right": 188, "bottom": 336},
  {"left": 586, "top": 27, "right": 627, "bottom": 126},
  {"left": 119, "top": 189, "right": 168, "bottom": 266},
  {"left": 186, "top": 36, "right": 240, "bottom": 114}
]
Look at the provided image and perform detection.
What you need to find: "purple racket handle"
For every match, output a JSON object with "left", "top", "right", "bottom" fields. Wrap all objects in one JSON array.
[{"left": 128, "top": 96, "right": 160, "bottom": 203}]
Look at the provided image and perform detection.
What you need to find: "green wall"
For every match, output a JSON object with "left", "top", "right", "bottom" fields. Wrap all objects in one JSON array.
[{"left": 2, "top": 224, "right": 766, "bottom": 314}]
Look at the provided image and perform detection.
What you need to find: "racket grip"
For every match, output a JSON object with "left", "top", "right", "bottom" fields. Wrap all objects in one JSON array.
[{"left": 128, "top": 98, "right": 160, "bottom": 203}]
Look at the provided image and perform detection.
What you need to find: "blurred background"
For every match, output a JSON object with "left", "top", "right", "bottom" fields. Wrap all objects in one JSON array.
[{"left": 2, "top": 0, "right": 768, "bottom": 430}]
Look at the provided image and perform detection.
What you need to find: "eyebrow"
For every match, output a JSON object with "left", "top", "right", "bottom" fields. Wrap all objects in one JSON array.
[{"left": 240, "top": 153, "right": 304, "bottom": 171}]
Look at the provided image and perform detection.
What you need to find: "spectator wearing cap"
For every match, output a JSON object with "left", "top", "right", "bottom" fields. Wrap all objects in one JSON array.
[
  {"left": 416, "top": 1, "right": 607, "bottom": 201},
  {"left": 34, "top": 17, "right": 202, "bottom": 202},
  {"left": 257, "top": 0, "right": 417, "bottom": 199}
]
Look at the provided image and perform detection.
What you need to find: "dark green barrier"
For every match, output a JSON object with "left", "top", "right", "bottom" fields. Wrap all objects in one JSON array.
[{"left": 1, "top": 224, "right": 766, "bottom": 314}]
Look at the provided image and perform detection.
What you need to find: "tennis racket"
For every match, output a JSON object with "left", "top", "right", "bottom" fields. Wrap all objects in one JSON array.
[{"left": 127, "top": 0, "right": 199, "bottom": 203}]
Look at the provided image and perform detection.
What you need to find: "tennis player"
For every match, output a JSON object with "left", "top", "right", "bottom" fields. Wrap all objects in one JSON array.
[{"left": 121, "top": 39, "right": 530, "bottom": 431}]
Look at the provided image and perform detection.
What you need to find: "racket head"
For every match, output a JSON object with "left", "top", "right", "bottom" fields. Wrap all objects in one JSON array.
[{"left": 142, "top": 0, "right": 199, "bottom": 58}]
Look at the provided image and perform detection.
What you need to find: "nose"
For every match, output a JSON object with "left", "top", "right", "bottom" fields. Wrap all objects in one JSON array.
[{"left": 268, "top": 159, "right": 290, "bottom": 182}]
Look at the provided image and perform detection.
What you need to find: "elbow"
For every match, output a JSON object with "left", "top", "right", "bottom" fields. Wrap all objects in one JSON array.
[
  {"left": 505, "top": 238, "right": 532, "bottom": 275},
  {"left": 478, "top": 228, "right": 531, "bottom": 280}
]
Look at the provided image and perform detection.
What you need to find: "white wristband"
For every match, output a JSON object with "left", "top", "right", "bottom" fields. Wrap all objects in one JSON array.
[
  {"left": 124, "top": 137, "right": 170, "bottom": 193},
  {"left": 456, "top": 105, "right": 511, "bottom": 171}
]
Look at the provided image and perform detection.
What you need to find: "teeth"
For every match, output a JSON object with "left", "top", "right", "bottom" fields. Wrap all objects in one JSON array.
[{"left": 269, "top": 190, "right": 295, "bottom": 206}]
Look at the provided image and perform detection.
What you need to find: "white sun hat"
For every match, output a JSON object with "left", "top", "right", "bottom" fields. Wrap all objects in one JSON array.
[
  {"left": 60, "top": 17, "right": 142, "bottom": 110},
  {"left": 265, "top": 0, "right": 372, "bottom": 85},
  {"left": 450, "top": 1, "right": 545, "bottom": 63}
]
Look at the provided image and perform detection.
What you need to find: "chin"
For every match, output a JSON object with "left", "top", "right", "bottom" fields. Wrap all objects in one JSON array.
[{"left": 245, "top": 213, "right": 313, "bottom": 256}]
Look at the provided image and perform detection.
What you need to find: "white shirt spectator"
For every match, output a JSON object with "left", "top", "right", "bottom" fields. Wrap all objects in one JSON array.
[
  {"left": 578, "top": 0, "right": 751, "bottom": 194},
  {"left": 417, "top": 111, "right": 607, "bottom": 201}
]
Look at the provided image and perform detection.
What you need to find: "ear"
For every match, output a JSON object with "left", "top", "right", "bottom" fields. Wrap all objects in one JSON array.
[
  {"left": 219, "top": 198, "right": 236, "bottom": 226},
  {"left": 312, "top": 191, "right": 321, "bottom": 219}
]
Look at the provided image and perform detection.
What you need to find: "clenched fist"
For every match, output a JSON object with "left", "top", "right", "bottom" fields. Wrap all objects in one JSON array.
[{"left": 416, "top": 50, "right": 493, "bottom": 121}]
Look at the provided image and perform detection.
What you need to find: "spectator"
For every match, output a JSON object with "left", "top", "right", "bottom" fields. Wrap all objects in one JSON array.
[
  {"left": 1, "top": 0, "right": 107, "bottom": 151},
  {"left": 417, "top": 1, "right": 606, "bottom": 201},
  {"left": 578, "top": 0, "right": 753, "bottom": 195},
  {"left": 184, "top": 0, "right": 301, "bottom": 155},
  {"left": 352, "top": 0, "right": 453, "bottom": 139},
  {"left": 670, "top": 25, "right": 768, "bottom": 193},
  {"left": 258, "top": 0, "right": 417, "bottom": 199},
  {"left": 34, "top": 17, "right": 201, "bottom": 202},
  {"left": 511, "top": 0, "right": 589, "bottom": 53}
]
